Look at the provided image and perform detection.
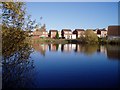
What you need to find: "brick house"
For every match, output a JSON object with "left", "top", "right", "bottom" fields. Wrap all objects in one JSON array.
[
  {"left": 32, "top": 24, "right": 48, "bottom": 38},
  {"left": 71, "top": 34, "right": 76, "bottom": 39},
  {"left": 58, "top": 31, "right": 62, "bottom": 38},
  {"left": 61, "top": 29, "right": 72, "bottom": 39},
  {"left": 32, "top": 30, "right": 48, "bottom": 38},
  {"left": 49, "top": 30, "right": 58, "bottom": 38},
  {"left": 108, "top": 26, "right": 120, "bottom": 40},
  {"left": 73, "top": 29, "right": 85, "bottom": 38}
]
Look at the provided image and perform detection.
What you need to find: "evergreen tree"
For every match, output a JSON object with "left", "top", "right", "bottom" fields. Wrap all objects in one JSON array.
[{"left": 56, "top": 31, "right": 59, "bottom": 39}]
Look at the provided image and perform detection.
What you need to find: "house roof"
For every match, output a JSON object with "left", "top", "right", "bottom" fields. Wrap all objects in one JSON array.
[
  {"left": 62, "top": 29, "right": 72, "bottom": 31},
  {"left": 49, "top": 30, "right": 58, "bottom": 32},
  {"left": 74, "top": 29, "right": 85, "bottom": 31},
  {"left": 99, "top": 29, "right": 107, "bottom": 31}
]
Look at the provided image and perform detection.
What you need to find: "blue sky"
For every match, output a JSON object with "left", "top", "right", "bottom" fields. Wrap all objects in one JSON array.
[{"left": 26, "top": 2, "right": 118, "bottom": 31}]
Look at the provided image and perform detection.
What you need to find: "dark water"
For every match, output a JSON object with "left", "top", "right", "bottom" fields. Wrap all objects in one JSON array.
[{"left": 2, "top": 43, "right": 120, "bottom": 88}]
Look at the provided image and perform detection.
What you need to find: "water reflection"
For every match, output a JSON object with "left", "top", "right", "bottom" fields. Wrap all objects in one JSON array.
[
  {"left": 49, "top": 44, "right": 59, "bottom": 52},
  {"left": 107, "top": 45, "right": 120, "bottom": 60},
  {"left": 32, "top": 43, "right": 120, "bottom": 60},
  {"left": 2, "top": 39, "right": 34, "bottom": 88},
  {"left": 75, "top": 44, "right": 98, "bottom": 55},
  {"left": 32, "top": 43, "right": 48, "bottom": 56}
]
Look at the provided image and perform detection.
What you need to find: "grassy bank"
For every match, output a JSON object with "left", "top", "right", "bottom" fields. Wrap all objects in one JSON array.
[
  {"left": 30, "top": 37, "right": 68, "bottom": 44},
  {"left": 98, "top": 38, "right": 120, "bottom": 45},
  {"left": 29, "top": 37, "right": 120, "bottom": 45}
]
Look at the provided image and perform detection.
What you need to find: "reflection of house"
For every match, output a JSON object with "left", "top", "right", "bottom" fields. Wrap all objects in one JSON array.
[
  {"left": 100, "top": 45, "right": 107, "bottom": 54},
  {"left": 71, "top": 44, "right": 76, "bottom": 51},
  {"left": 49, "top": 30, "right": 57, "bottom": 38},
  {"left": 108, "top": 26, "right": 120, "bottom": 40},
  {"left": 58, "top": 44, "right": 62, "bottom": 51},
  {"left": 75, "top": 44, "right": 81, "bottom": 53},
  {"left": 73, "top": 29, "right": 85, "bottom": 38},
  {"left": 61, "top": 29, "right": 72, "bottom": 39},
  {"left": 61, "top": 44, "right": 72, "bottom": 52},
  {"left": 49, "top": 44, "right": 58, "bottom": 51},
  {"left": 107, "top": 45, "right": 120, "bottom": 60}
]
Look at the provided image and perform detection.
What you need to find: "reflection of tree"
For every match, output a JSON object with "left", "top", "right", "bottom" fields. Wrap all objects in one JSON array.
[
  {"left": 2, "top": 2, "right": 36, "bottom": 88},
  {"left": 83, "top": 45, "right": 98, "bottom": 55},
  {"left": 56, "top": 44, "right": 59, "bottom": 51},
  {"left": 75, "top": 44, "right": 85, "bottom": 53},
  {"left": 2, "top": 38, "right": 34, "bottom": 88},
  {"left": 107, "top": 45, "right": 120, "bottom": 60},
  {"left": 32, "top": 43, "right": 48, "bottom": 56},
  {"left": 61, "top": 44, "right": 64, "bottom": 52},
  {"left": 75, "top": 44, "right": 98, "bottom": 55}
]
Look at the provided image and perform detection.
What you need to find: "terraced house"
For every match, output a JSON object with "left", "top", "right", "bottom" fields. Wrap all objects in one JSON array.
[
  {"left": 97, "top": 28, "right": 107, "bottom": 38},
  {"left": 73, "top": 29, "right": 85, "bottom": 38},
  {"left": 32, "top": 24, "right": 48, "bottom": 38},
  {"left": 30, "top": 25, "right": 120, "bottom": 40},
  {"left": 61, "top": 29, "right": 72, "bottom": 39},
  {"left": 49, "top": 30, "right": 58, "bottom": 39}
]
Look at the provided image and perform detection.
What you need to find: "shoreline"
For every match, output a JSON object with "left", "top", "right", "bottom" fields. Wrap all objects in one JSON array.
[{"left": 29, "top": 37, "right": 120, "bottom": 45}]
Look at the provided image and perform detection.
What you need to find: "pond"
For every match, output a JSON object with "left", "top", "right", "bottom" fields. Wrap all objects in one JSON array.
[{"left": 2, "top": 43, "right": 120, "bottom": 89}]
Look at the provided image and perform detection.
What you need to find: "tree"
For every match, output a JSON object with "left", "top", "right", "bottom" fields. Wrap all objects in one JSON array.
[
  {"left": 40, "top": 24, "right": 46, "bottom": 31},
  {"left": 1, "top": 2, "right": 35, "bottom": 88},
  {"left": 2, "top": 1, "right": 37, "bottom": 36},
  {"left": 1, "top": 2, "right": 37, "bottom": 52},
  {"left": 79, "top": 33, "right": 85, "bottom": 43},
  {"left": 84, "top": 30, "right": 98, "bottom": 44},
  {"left": 55, "top": 31, "right": 59, "bottom": 39}
]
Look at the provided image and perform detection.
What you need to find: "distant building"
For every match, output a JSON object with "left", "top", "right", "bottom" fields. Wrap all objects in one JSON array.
[
  {"left": 49, "top": 30, "right": 57, "bottom": 38},
  {"left": 32, "top": 24, "right": 48, "bottom": 38},
  {"left": 40, "top": 31, "right": 48, "bottom": 38},
  {"left": 73, "top": 29, "right": 85, "bottom": 38},
  {"left": 72, "top": 34, "right": 76, "bottom": 39},
  {"left": 108, "top": 26, "right": 120, "bottom": 40},
  {"left": 97, "top": 28, "right": 107, "bottom": 38},
  {"left": 61, "top": 29, "right": 72, "bottom": 39},
  {"left": 58, "top": 31, "right": 62, "bottom": 38},
  {"left": 32, "top": 30, "right": 48, "bottom": 38},
  {"left": 93, "top": 29, "right": 97, "bottom": 34}
]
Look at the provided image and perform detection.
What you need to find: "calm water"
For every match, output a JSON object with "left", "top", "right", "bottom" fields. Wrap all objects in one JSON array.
[{"left": 2, "top": 43, "right": 120, "bottom": 88}]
